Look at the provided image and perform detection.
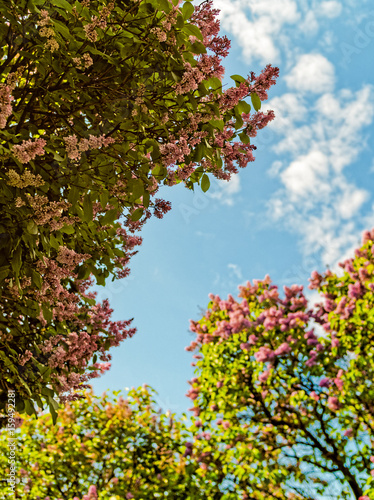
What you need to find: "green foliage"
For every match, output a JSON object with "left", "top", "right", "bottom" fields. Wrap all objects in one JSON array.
[{"left": 0, "top": 387, "right": 208, "bottom": 499}]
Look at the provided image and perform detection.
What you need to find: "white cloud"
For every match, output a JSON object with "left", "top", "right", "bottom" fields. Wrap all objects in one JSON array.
[
  {"left": 333, "top": 179, "right": 369, "bottom": 219},
  {"left": 211, "top": 0, "right": 348, "bottom": 66},
  {"left": 280, "top": 150, "right": 330, "bottom": 198},
  {"left": 228, "top": 263, "right": 243, "bottom": 281},
  {"left": 266, "top": 83, "right": 374, "bottom": 266},
  {"left": 211, "top": 0, "right": 374, "bottom": 272},
  {"left": 284, "top": 54, "right": 335, "bottom": 94},
  {"left": 213, "top": 0, "right": 300, "bottom": 64},
  {"left": 268, "top": 160, "right": 283, "bottom": 178},
  {"left": 263, "top": 93, "right": 307, "bottom": 132},
  {"left": 319, "top": 1, "right": 342, "bottom": 18},
  {"left": 298, "top": 10, "right": 319, "bottom": 35},
  {"left": 318, "top": 30, "right": 337, "bottom": 52}
]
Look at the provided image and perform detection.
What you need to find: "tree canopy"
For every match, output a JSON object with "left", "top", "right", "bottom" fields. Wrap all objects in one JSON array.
[{"left": 0, "top": 0, "right": 278, "bottom": 419}]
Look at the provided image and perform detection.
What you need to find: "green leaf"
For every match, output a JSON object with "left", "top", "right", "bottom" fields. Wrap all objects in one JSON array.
[
  {"left": 42, "top": 304, "right": 53, "bottom": 323},
  {"left": 83, "top": 194, "right": 93, "bottom": 222},
  {"left": 182, "top": 1, "right": 194, "bottom": 20},
  {"left": 16, "top": 399, "right": 25, "bottom": 413},
  {"left": 53, "top": 152, "right": 65, "bottom": 162},
  {"left": 175, "top": 14, "right": 184, "bottom": 29},
  {"left": 251, "top": 92, "right": 261, "bottom": 111},
  {"left": 52, "top": 0, "right": 73, "bottom": 12},
  {"left": 31, "top": 269, "right": 42, "bottom": 289},
  {"left": 237, "top": 100, "right": 251, "bottom": 114},
  {"left": 206, "top": 77, "right": 222, "bottom": 93},
  {"left": 234, "top": 112, "right": 243, "bottom": 130},
  {"left": 49, "top": 401, "right": 58, "bottom": 425},
  {"left": 0, "top": 266, "right": 9, "bottom": 283},
  {"left": 24, "top": 399, "right": 37, "bottom": 417},
  {"left": 68, "top": 186, "right": 80, "bottom": 205},
  {"left": 152, "top": 164, "right": 167, "bottom": 179},
  {"left": 239, "top": 132, "right": 250, "bottom": 145},
  {"left": 171, "top": 71, "right": 180, "bottom": 82},
  {"left": 11, "top": 245, "right": 22, "bottom": 276},
  {"left": 193, "top": 143, "right": 204, "bottom": 162},
  {"left": 129, "top": 179, "right": 144, "bottom": 200},
  {"left": 154, "top": 0, "right": 170, "bottom": 12},
  {"left": 143, "top": 191, "right": 150, "bottom": 208},
  {"left": 209, "top": 119, "right": 224, "bottom": 131},
  {"left": 61, "top": 224, "right": 75, "bottom": 234},
  {"left": 49, "top": 233, "right": 60, "bottom": 250},
  {"left": 201, "top": 174, "right": 210, "bottom": 193},
  {"left": 100, "top": 208, "right": 118, "bottom": 226},
  {"left": 26, "top": 220, "right": 38, "bottom": 235},
  {"left": 183, "top": 24, "right": 203, "bottom": 41},
  {"left": 130, "top": 208, "right": 144, "bottom": 221},
  {"left": 100, "top": 190, "right": 110, "bottom": 209},
  {"left": 230, "top": 74, "right": 246, "bottom": 84},
  {"left": 53, "top": 19, "right": 73, "bottom": 41},
  {"left": 191, "top": 42, "right": 207, "bottom": 54}
]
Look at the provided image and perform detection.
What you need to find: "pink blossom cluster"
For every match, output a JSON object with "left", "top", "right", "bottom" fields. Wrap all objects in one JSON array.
[
  {"left": 63, "top": 134, "right": 115, "bottom": 160},
  {"left": 312, "top": 229, "right": 374, "bottom": 333},
  {"left": 83, "top": 2, "right": 114, "bottom": 42},
  {"left": 175, "top": 62, "right": 206, "bottom": 95},
  {"left": 82, "top": 485, "right": 97, "bottom": 500},
  {"left": 220, "top": 140, "right": 257, "bottom": 174},
  {"left": 7, "top": 237, "right": 131, "bottom": 399},
  {"left": 190, "top": 0, "right": 231, "bottom": 77},
  {"left": 186, "top": 269, "right": 355, "bottom": 417},
  {"left": 242, "top": 110, "right": 276, "bottom": 136},
  {"left": 12, "top": 138, "right": 47, "bottom": 164},
  {"left": 247, "top": 65, "right": 280, "bottom": 101},
  {"left": 28, "top": 195, "right": 77, "bottom": 231},
  {"left": 217, "top": 82, "right": 249, "bottom": 113},
  {"left": 0, "top": 84, "right": 14, "bottom": 129},
  {"left": 56, "top": 246, "right": 91, "bottom": 267},
  {"left": 159, "top": 133, "right": 191, "bottom": 166}
]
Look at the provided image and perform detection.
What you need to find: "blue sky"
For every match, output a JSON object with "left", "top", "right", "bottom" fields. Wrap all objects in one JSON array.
[{"left": 90, "top": 0, "right": 374, "bottom": 417}]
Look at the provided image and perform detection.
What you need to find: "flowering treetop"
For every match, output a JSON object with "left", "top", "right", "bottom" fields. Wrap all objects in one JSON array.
[{"left": 186, "top": 229, "right": 374, "bottom": 499}]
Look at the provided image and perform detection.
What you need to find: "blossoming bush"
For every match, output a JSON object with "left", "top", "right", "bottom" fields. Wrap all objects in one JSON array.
[
  {"left": 186, "top": 229, "right": 374, "bottom": 499},
  {"left": 0, "top": 0, "right": 278, "bottom": 418},
  {"left": 0, "top": 386, "right": 214, "bottom": 499}
]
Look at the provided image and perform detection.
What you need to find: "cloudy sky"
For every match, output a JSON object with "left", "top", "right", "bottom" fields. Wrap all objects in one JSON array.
[{"left": 91, "top": 0, "right": 374, "bottom": 415}]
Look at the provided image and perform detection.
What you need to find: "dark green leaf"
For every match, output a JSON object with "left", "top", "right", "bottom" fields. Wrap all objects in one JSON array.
[
  {"left": 83, "top": 194, "right": 93, "bottom": 222},
  {"left": 100, "top": 208, "right": 118, "bottom": 225},
  {"left": 11, "top": 246, "right": 22, "bottom": 276},
  {"left": 26, "top": 220, "right": 38, "bottom": 235}
]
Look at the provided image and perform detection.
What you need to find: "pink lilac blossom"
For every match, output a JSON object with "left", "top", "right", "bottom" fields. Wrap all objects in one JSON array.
[
  {"left": 63, "top": 134, "right": 115, "bottom": 160},
  {"left": 0, "top": 84, "right": 14, "bottom": 128},
  {"left": 82, "top": 485, "right": 98, "bottom": 500},
  {"left": 254, "top": 347, "right": 275, "bottom": 363},
  {"left": 12, "top": 138, "right": 47, "bottom": 164},
  {"left": 327, "top": 396, "right": 340, "bottom": 412}
]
